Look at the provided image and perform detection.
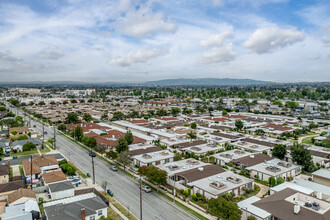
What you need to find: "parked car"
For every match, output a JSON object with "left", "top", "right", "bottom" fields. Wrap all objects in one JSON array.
[
  {"left": 141, "top": 185, "right": 152, "bottom": 193},
  {"left": 109, "top": 166, "right": 118, "bottom": 171},
  {"left": 71, "top": 179, "right": 81, "bottom": 185},
  {"left": 67, "top": 176, "right": 79, "bottom": 181},
  {"left": 33, "top": 125, "right": 36, "bottom": 128},
  {"left": 44, "top": 131, "right": 48, "bottom": 135}
]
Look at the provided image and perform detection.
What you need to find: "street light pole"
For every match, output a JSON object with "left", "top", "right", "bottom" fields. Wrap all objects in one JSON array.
[
  {"left": 173, "top": 179, "right": 176, "bottom": 204},
  {"left": 42, "top": 124, "right": 45, "bottom": 154},
  {"left": 89, "top": 151, "right": 96, "bottom": 185},
  {"left": 53, "top": 126, "right": 56, "bottom": 150},
  {"left": 30, "top": 155, "right": 33, "bottom": 189},
  {"left": 140, "top": 178, "right": 143, "bottom": 220}
]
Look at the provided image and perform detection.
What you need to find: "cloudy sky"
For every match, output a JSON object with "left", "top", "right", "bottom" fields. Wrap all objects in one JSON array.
[{"left": 0, "top": 0, "right": 329, "bottom": 82}]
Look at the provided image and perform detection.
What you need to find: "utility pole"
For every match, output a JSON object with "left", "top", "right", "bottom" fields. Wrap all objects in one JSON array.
[
  {"left": 173, "top": 180, "right": 176, "bottom": 204},
  {"left": 53, "top": 126, "right": 56, "bottom": 150},
  {"left": 30, "top": 156, "right": 33, "bottom": 189},
  {"left": 42, "top": 124, "right": 45, "bottom": 154},
  {"left": 29, "top": 116, "right": 31, "bottom": 128},
  {"left": 140, "top": 178, "right": 143, "bottom": 220},
  {"left": 89, "top": 151, "right": 96, "bottom": 184}
]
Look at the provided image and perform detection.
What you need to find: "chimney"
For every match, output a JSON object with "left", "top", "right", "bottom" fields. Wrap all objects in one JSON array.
[
  {"left": 81, "top": 208, "right": 86, "bottom": 220},
  {"left": 294, "top": 203, "right": 300, "bottom": 214}
]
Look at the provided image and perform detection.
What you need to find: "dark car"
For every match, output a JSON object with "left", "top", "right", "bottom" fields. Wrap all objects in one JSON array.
[
  {"left": 109, "top": 165, "right": 118, "bottom": 171},
  {"left": 33, "top": 125, "right": 37, "bottom": 128}
]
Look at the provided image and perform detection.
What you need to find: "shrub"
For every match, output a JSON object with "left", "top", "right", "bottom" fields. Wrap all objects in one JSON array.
[
  {"left": 276, "top": 177, "right": 284, "bottom": 185},
  {"left": 191, "top": 194, "right": 197, "bottom": 201}
]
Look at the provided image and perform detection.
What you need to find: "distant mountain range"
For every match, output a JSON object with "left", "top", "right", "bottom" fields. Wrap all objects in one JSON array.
[
  {"left": 144, "top": 78, "right": 273, "bottom": 86},
  {"left": 0, "top": 78, "right": 328, "bottom": 87}
]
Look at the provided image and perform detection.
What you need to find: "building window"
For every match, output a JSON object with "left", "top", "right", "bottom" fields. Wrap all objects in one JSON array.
[
  {"left": 165, "top": 158, "right": 170, "bottom": 163},
  {"left": 89, "top": 216, "right": 95, "bottom": 220},
  {"left": 98, "top": 210, "right": 102, "bottom": 216}
]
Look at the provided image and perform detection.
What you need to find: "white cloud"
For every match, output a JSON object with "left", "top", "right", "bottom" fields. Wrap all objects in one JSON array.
[
  {"left": 0, "top": 51, "right": 23, "bottom": 62},
  {"left": 243, "top": 26, "right": 304, "bottom": 53},
  {"left": 321, "top": 36, "right": 330, "bottom": 47},
  {"left": 39, "top": 47, "right": 64, "bottom": 59},
  {"left": 109, "top": 49, "right": 168, "bottom": 67},
  {"left": 115, "top": 7, "right": 177, "bottom": 37},
  {"left": 200, "top": 30, "right": 234, "bottom": 47},
  {"left": 201, "top": 43, "right": 235, "bottom": 63}
]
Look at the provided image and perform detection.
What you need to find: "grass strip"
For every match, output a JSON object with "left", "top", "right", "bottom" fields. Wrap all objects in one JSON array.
[
  {"left": 67, "top": 161, "right": 88, "bottom": 179},
  {"left": 100, "top": 191, "right": 138, "bottom": 220}
]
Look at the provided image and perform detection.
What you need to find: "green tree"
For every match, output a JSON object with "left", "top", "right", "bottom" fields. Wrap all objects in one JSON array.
[
  {"left": 124, "top": 130, "right": 134, "bottom": 145},
  {"left": 9, "top": 99, "right": 19, "bottom": 106},
  {"left": 276, "top": 177, "right": 284, "bottom": 185},
  {"left": 116, "top": 137, "right": 128, "bottom": 153},
  {"left": 235, "top": 120, "right": 244, "bottom": 130},
  {"left": 272, "top": 100, "right": 283, "bottom": 106},
  {"left": 65, "top": 113, "right": 79, "bottom": 124},
  {"left": 58, "top": 124, "right": 66, "bottom": 131},
  {"left": 117, "top": 150, "right": 130, "bottom": 171},
  {"left": 190, "top": 122, "right": 197, "bottom": 129},
  {"left": 112, "top": 111, "right": 125, "bottom": 121},
  {"left": 0, "top": 147, "right": 3, "bottom": 155},
  {"left": 290, "top": 143, "right": 314, "bottom": 172},
  {"left": 74, "top": 126, "right": 83, "bottom": 141},
  {"left": 83, "top": 113, "right": 93, "bottom": 122},
  {"left": 22, "top": 142, "right": 36, "bottom": 151},
  {"left": 11, "top": 130, "right": 18, "bottom": 135},
  {"left": 17, "top": 135, "right": 28, "bottom": 140},
  {"left": 87, "top": 137, "right": 97, "bottom": 148},
  {"left": 106, "top": 151, "right": 118, "bottom": 160},
  {"left": 174, "top": 153, "right": 182, "bottom": 161},
  {"left": 207, "top": 197, "right": 242, "bottom": 220},
  {"left": 268, "top": 177, "right": 276, "bottom": 187},
  {"left": 170, "top": 107, "right": 181, "bottom": 116},
  {"left": 272, "top": 144, "right": 287, "bottom": 159},
  {"left": 71, "top": 99, "right": 78, "bottom": 103},
  {"left": 187, "top": 131, "right": 197, "bottom": 140}
]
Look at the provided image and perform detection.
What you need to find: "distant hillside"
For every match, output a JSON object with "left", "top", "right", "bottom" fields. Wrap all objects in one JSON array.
[{"left": 144, "top": 78, "right": 273, "bottom": 86}]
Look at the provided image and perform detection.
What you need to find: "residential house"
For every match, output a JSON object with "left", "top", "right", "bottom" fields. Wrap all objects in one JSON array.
[
  {"left": 22, "top": 156, "right": 59, "bottom": 184},
  {"left": 48, "top": 180, "right": 75, "bottom": 200},
  {"left": 238, "top": 188, "right": 330, "bottom": 220},
  {"left": 44, "top": 193, "right": 108, "bottom": 220},
  {"left": 7, "top": 188, "right": 36, "bottom": 206},
  {"left": 247, "top": 158, "right": 301, "bottom": 181},
  {"left": 312, "top": 169, "right": 330, "bottom": 187},
  {"left": 0, "top": 162, "right": 10, "bottom": 184},
  {"left": 12, "top": 139, "right": 42, "bottom": 152}
]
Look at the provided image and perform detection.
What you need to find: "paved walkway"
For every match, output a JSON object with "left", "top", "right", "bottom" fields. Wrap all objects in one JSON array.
[
  {"left": 255, "top": 182, "right": 269, "bottom": 198},
  {"left": 297, "top": 134, "right": 318, "bottom": 144}
]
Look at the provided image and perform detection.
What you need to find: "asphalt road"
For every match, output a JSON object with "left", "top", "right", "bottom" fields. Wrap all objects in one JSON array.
[{"left": 9, "top": 105, "right": 197, "bottom": 220}]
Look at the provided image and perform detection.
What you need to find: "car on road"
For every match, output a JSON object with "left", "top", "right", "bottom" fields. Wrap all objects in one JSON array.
[
  {"left": 33, "top": 125, "right": 36, "bottom": 128},
  {"left": 109, "top": 165, "right": 118, "bottom": 171},
  {"left": 141, "top": 185, "right": 152, "bottom": 193},
  {"left": 44, "top": 131, "right": 48, "bottom": 135}
]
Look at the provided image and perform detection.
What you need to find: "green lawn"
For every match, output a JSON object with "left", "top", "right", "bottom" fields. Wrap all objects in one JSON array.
[
  {"left": 11, "top": 150, "right": 39, "bottom": 157},
  {"left": 302, "top": 136, "right": 317, "bottom": 145}
]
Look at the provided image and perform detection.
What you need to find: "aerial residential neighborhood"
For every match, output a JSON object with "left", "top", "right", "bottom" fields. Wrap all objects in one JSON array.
[
  {"left": 0, "top": 83, "right": 328, "bottom": 220},
  {"left": 0, "top": 0, "right": 329, "bottom": 219}
]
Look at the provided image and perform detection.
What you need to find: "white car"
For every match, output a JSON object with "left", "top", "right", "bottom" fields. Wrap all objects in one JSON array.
[{"left": 141, "top": 185, "right": 152, "bottom": 193}]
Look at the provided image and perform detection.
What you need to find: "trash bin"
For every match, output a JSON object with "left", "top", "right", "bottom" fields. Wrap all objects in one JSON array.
[{"left": 76, "top": 183, "right": 79, "bottom": 187}]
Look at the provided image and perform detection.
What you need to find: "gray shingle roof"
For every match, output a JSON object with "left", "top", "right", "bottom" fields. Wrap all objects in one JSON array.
[
  {"left": 49, "top": 180, "right": 74, "bottom": 193},
  {"left": 45, "top": 196, "right": 107, "bottom": 220}
]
